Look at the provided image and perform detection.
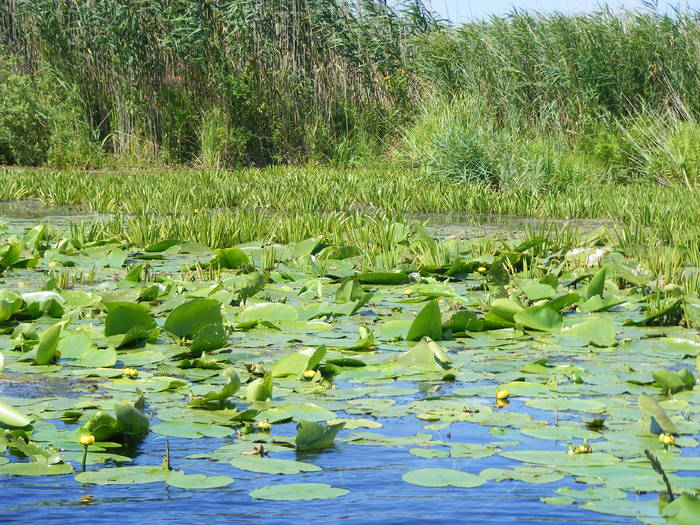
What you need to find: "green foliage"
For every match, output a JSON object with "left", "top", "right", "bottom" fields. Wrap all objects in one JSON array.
[
  {"left": 0, "top": 55, "right": 102, "bottom": 168},
  {"left": 1, "top": 0, "right": 434, "bottom": 166},
  {"left": 0, "top": 57, "right": 52, "bottom": 165}
]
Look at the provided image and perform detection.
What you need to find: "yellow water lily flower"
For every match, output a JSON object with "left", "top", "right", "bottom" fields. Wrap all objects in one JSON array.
[
  {"left": 659, "top": 433, "right": 675, "bottom": 447},
  {"left": 477, "top": 267, "right": 487, "bottom": 273},
  {"left": 124, "top": 367, "right": 139, "bottom": 378},
  {"left": 302, "top": 369, "right": 316, "bottom": 380},
  {"left": 495, "top": 388, "right": 510, "bottom": 400},
  {"left": 404, "top": 289, "right": 414, "bottom": 296},
  {"left": 257, "top": 421, "right": 272, "bottom": 432},
  {"left": 79, "top": 434, "right": 95, "bottom": 446}
]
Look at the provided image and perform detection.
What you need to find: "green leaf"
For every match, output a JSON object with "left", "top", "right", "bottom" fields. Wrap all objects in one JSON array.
[
  {"left": 513, "top": 305, "right": 562, "bottom": 332},
  {"left": 166, "top": 470, "right": 234, "bottom": 489},
  {"left": 406, "top": 300, "right": 442, "bottom": 341},
  {"left": 559, "top": 317, "right": 616, "bottom": 347},
  {"left": 356, "top": 271, "right": 409, "bottom": 285},
  {"left": 661, "top": 492, "right": 700, "bottom": 525},
  {"left": 105, "top": 303, "right": 156, "bottom": 348},
  {"left": 638, "top": 393, "right": 678, "bottom": 434},
  {"left": 75, "top": 465, "right": 168, "bottom": 485},
  {"left": 237, "top": 302, "right": 298, "bottom": 324},
  {"left": 587, "top": 267, "right": 606, "bottom": 299},
  {"left": 335, "top": 279, "right": 365, "bottom": 303},
  {"left": 246, "top": 372, "right": 273, "bottom": 402},
  {"left": 210, "top": 247, "right": 250, "bottom": 270},
  {"left": 35, "top": 322, "right": 62, "bottom": 365},
  {"left": 653, "top": 369, "right": 690, "bottom": 395},
  {"left": 500, "top": 450, "right": 621, "bottom": 466},
  {"left": 187, "top": 367, "right": 240, "bottom": 408},
  {"left": 272, "top": 346, "right": 327, "bottom": 378},
  {"left": 249, "top": 483, "right": 348, "bottom": 501},
  {"left": 165, "top": 299, "right": 222, "bottom": 339},
  {"left": 522, "top": 283, "right": 557, "bottom": 301},
  {"left": 490, "top": 298, "right": 523, "bottom": 321},
  {"left": 0, "top": 399, "right": 31, "bottom": 427},
  {"left": 0, "top": 461, "right": 73, "bottom": 476},
  {"left": 402, "top": 468, "right": 485, "bottom": 488},
  {"left": 230, "top": 456, "right": 321, "bottom": 474},
  {"left": 190, "top": 322, "right": 227, "bottom": 354},
  {"left": 397, "top": 337, "right": 451, "bottom": 371},
  {"left": 295, "top": 420, "right": 345, "bottom": 450},
  {"left": 151, "top": 421, "right": 235, "bottom": 439},
  {"left": 114, "top": 401, "right": 149, "bottom": 436}
]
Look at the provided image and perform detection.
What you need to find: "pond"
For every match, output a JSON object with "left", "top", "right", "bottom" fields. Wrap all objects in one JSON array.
[{"left": 0, "top": 206, "right": 697, "bottom": 525}]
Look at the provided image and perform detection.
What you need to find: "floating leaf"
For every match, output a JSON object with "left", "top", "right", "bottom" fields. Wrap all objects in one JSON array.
[
  {"left": 249, "top": 483, "right": 348, "bottom": 501},
  {"left": 165, "top": 299, "right": 222, "bottom": 339},
  {"left": 402, "top": 468, "right": 485, "bottom": 488},
  {"left": 0, "top": 461, "right": 73, "bottom": 477},
  {"left": 104, "top": 302, "right": 156, "bottom": 348},
  {"left": 397, "top": 337, "right": 451, "bottom": 371},
  {"left": 75, "top": 465, "right": 168, "bottom": 485},
  {"left": 513, "top": 305, "right": 562, "bottom": 332},
  {"left": 295, "top": 420, "right": 345, "bottom": 450},
  {"left": 0, "top": 399, "right": 31, "bottom": 428},
  {"left": 230, "top": 456, "right": 321, "bottom": 474},
  {"left": 559, "top": 317, "right": 616, "bottom": 347},
  {"left": 272, "top": 346, "right": 327, "bottom": 378},
  {"left": 166, "top": 471, "right": 234, "bottom": 489},
  {"left": 356, "top": 271, "right": 408, "bottom": 285},
  {"left": 237, "top": 302, "right": 298, "bottom": 325}
]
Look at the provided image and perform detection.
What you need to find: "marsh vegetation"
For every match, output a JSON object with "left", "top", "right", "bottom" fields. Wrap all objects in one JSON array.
[{"left": 1, "top": 2, "right": 700, "bottom": 524}]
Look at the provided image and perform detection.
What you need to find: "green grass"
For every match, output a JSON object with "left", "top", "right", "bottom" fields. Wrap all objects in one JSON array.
[{"left": 3, "top": 166, "right": 700, "bottom": 282}]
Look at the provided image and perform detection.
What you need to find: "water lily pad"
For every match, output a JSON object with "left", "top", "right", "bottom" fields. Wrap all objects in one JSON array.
[
  {"left": 500, "top": 450, "right": 620, "bottom": 467},
  {"left": 249, "top": 483, "right": 349, "bottom": 501},
  {"left": 0, "top": 461, "right": 72, "bottom": 476},
  {"left": 230, "top": 456, "right": 321, "bottom": 474},
  {"left": 75, "top": 465, "right": 168, "bottom": 485},
  {"left": 402, "top": 468, "right": 485, "bottom": 488},
  {"left": 166, "top": 470, "right": 234, "bottom": 489}
]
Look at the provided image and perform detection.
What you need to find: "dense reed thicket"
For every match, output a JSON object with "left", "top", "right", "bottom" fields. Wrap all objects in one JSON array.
[
  {"left": 401, "top": 7, "right": 700, "bottom": 187},
  {"left": 1, "top": 2, "right": 700, "bottom": 187},
  {"left": 0, "top": 0, "right": 435, "bottom": 166}
]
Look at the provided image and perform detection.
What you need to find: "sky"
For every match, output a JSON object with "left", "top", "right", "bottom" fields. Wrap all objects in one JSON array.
[{"left": 418, "top": 1, "right": 699, "bottom": 23}]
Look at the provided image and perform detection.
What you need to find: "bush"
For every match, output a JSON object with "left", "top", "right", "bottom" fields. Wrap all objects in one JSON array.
[
  {"left": 0, "top": 56, "right": 103, "bottom": 168},
  {"left": 646, "top": 120, "right": 700, "bottom": 186},
  {"left": 0, "top": 58, "right": 52, "bottom": 165}
]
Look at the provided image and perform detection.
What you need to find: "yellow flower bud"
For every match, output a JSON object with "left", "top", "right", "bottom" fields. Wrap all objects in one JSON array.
[
  {"left": 496, "top": 389, "right": 510, "bottom": 400},
  {"left": 404, "top": 289, "right": 414, "bottom": 296},
  {"left": 302, "top": 369, "right": 316, "bottom": 380},
  {"left": 477, "top": 267, "right": 487, "bottom": 273},
  {"left": 124, "top": 368, "right": 139, "bottom": 378},
  {"left": 54, "top": 350, "right": 61, "bottom": 359},
  {"left": 257, "top": 421, "right": 272, "bottom": 432},
  {"left": 659, "top": 433, "right": 675, "bottom": 446},
  {"left": 79, "top": 434, "right": 95, "bottom": 446}
]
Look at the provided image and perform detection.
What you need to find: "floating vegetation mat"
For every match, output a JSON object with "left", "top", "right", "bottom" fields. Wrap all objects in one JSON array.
[{"left": 0, "top": 218, "right": 699, "bottom": 524}]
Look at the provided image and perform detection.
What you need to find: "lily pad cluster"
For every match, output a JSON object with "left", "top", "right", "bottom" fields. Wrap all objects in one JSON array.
[{"left": 0, "top": 219, "right": 698, "bottom": 522}]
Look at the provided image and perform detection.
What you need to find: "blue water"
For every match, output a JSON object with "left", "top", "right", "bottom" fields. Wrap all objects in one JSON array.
[{"left": 0, "top": 391, "right": 643, "bottom": 525}]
